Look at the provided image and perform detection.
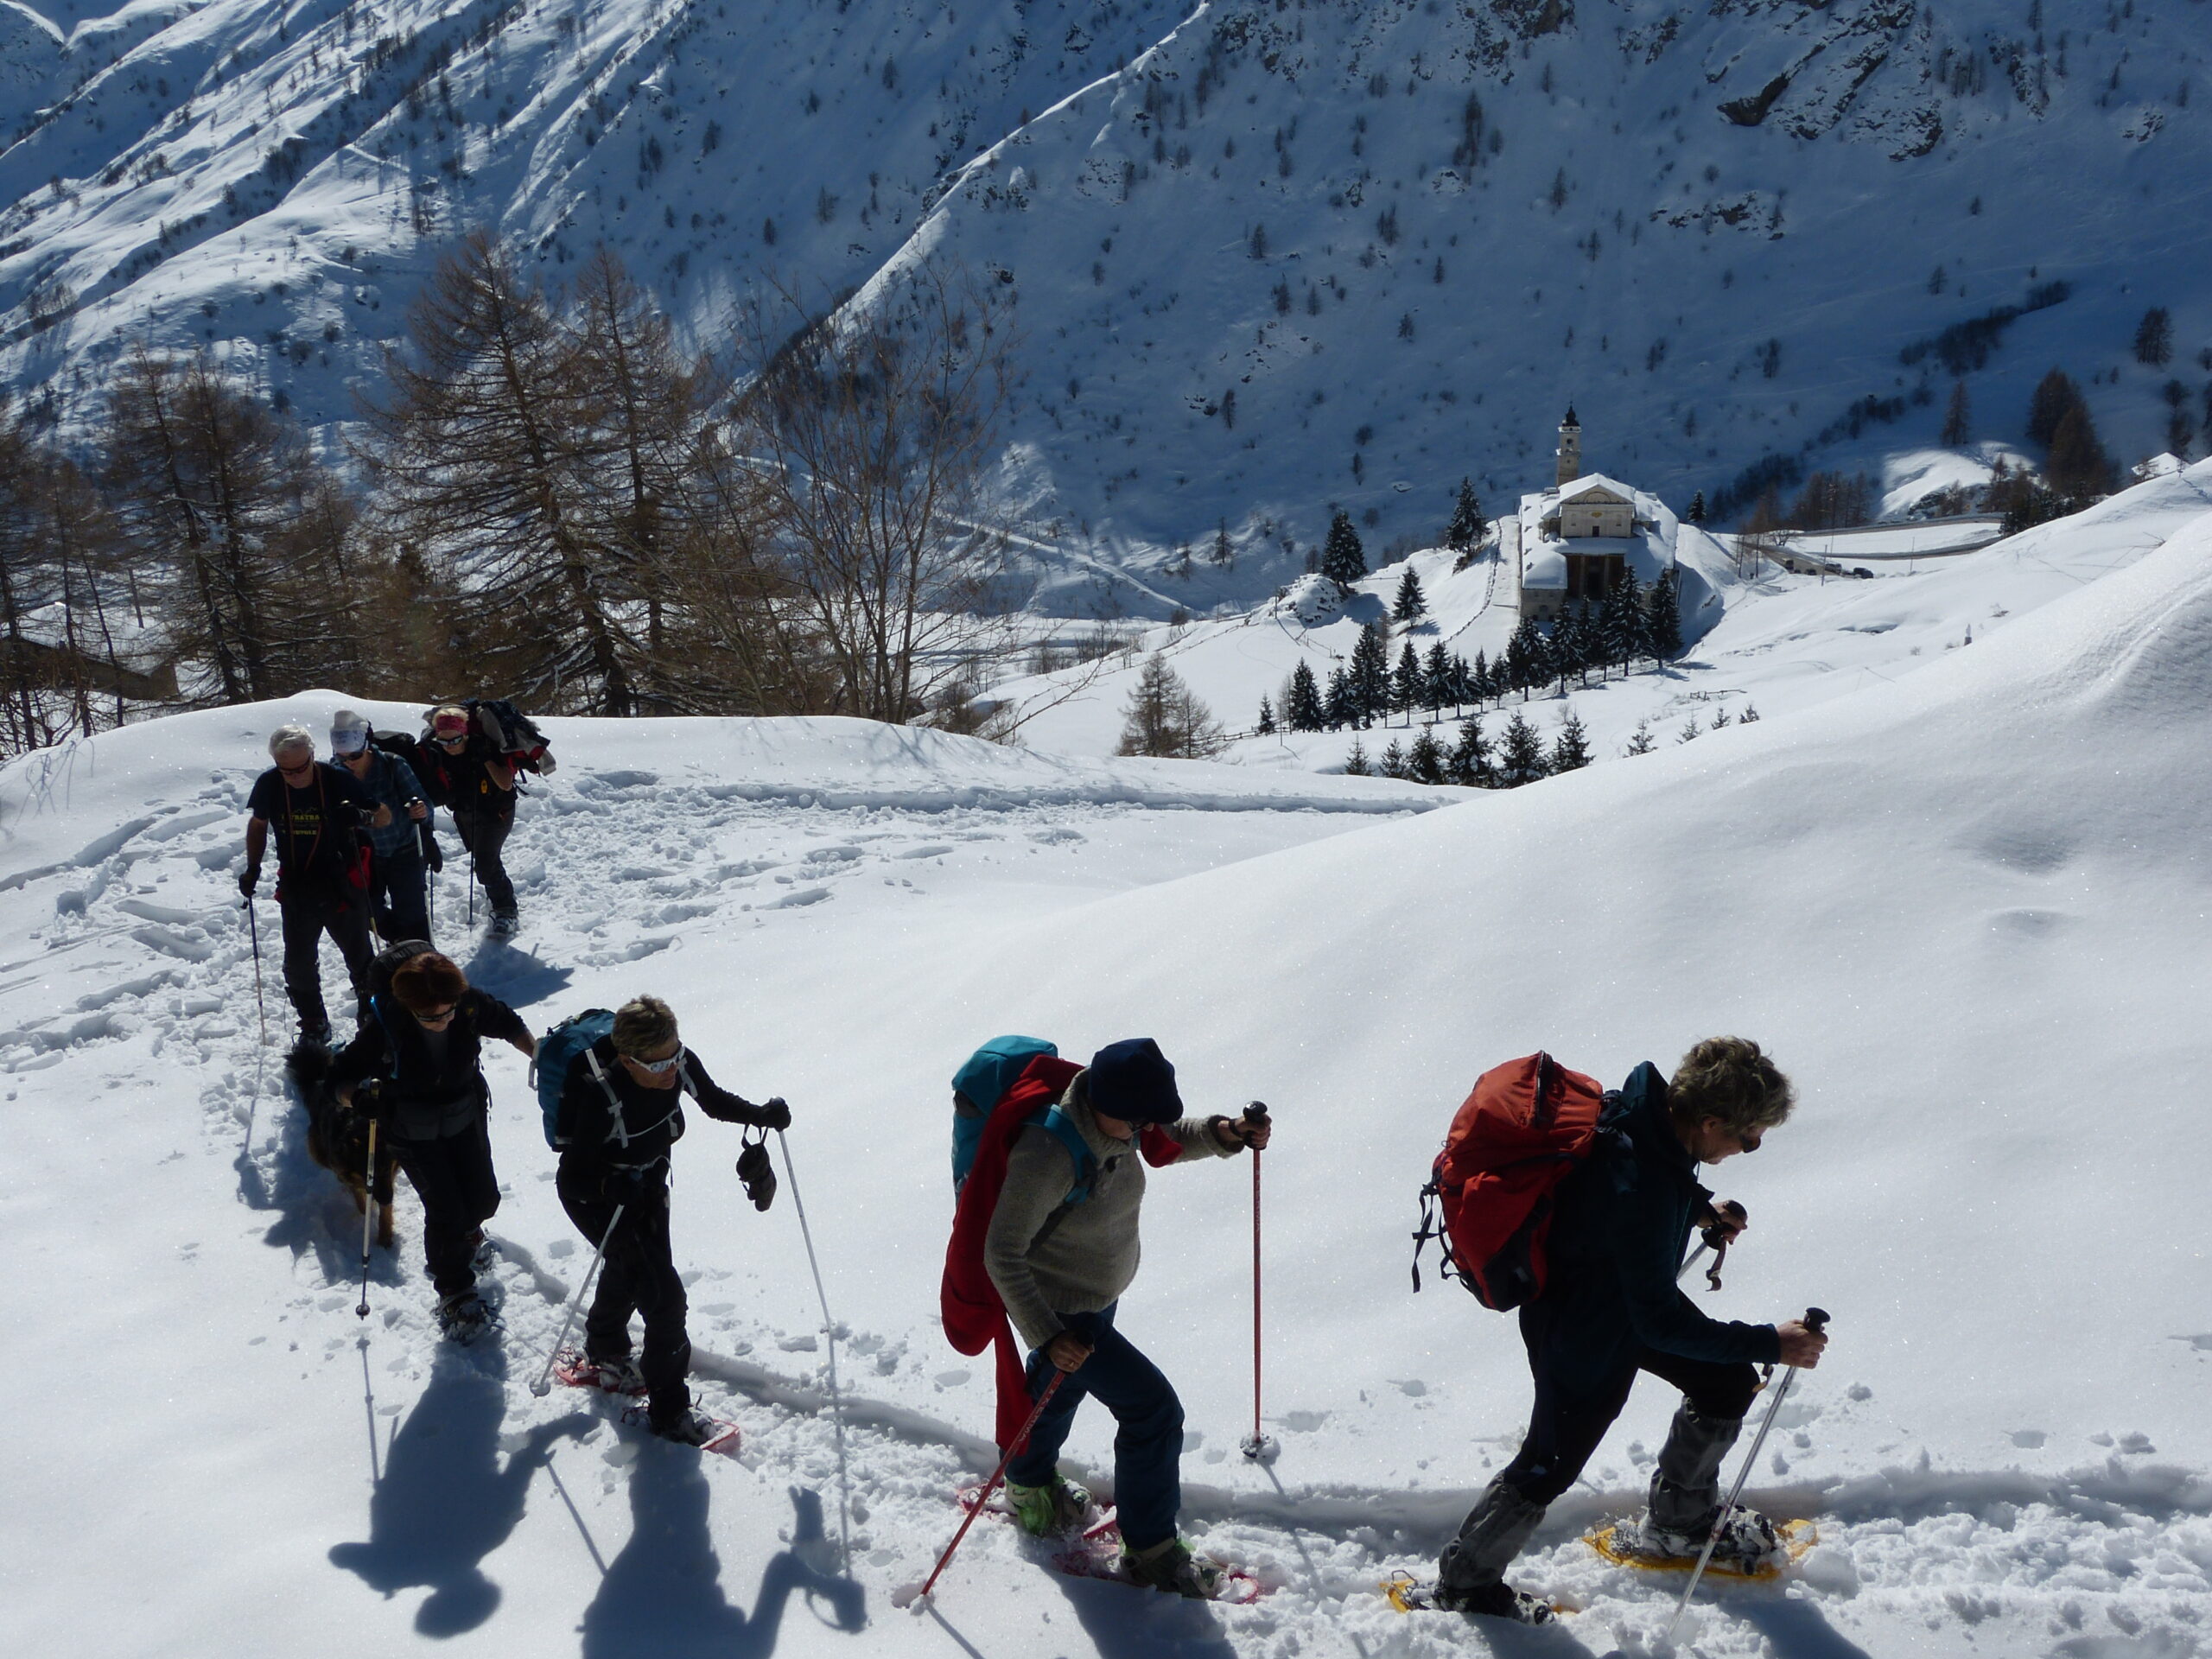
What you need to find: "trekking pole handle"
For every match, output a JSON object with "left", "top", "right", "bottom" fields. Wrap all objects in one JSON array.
[{"left": 1804, "top": 1306, "right": 1830, "bottom": 1334}]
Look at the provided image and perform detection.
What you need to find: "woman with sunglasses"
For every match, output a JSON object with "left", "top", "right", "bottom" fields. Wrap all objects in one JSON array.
[
  {"left": 332, "top": 951, "right": 536, "bottom": 1340},
  {"left": 412, "top": 705, "right": 521, "bottom": 938},
  {"left": 550, "top": 995, "right": 791, "bottom": 1444}
]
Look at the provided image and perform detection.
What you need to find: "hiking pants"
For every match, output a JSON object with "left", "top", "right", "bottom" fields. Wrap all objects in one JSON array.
[
  {"left": 390, "top": 1119, "right": 501, "bottom": 1298},
  {"left": 370, "top": 847, "right": 430, "bottom": 946},
  {"left": 453, "top": 809, "right": 516, "bottom": 917},
  {"left": 1440, "top": 1336, "right": 1758, "bottom": 1591},
  {"left": 278, "top": 887, "right": 372, "bottom": 1032},
  {"left": 1008, "top": 1305, "right": 1185, "bottom": 1553},
  {"left": 558, "top": 1173, "right": 692, "bottom": 1427}
]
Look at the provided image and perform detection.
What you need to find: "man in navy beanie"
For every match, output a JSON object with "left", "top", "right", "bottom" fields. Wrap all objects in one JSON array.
[{"left": 982, "top": 1037, "right": 1272, "bottom": 1597}]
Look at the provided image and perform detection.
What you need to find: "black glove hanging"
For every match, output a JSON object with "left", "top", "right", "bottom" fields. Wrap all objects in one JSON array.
[{"left": 735, "top": 1132, "right": 777, "bottom": 1212}]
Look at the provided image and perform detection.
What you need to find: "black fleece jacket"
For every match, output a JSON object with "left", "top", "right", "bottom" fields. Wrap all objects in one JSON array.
[
  {"left": 1527, "top": 1062, "right": 1783, "bottom": 1390},
  {"left": 332, "top": 989, "right": 531, "bottom": 1142},
  {"left": 553, "top": 1038, "right": 775, "bottom": 1186}
]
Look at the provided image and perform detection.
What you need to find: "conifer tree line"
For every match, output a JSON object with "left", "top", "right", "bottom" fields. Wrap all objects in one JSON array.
[
  {"left": 1266, "top": 567, "right": 1683, "bottom": 747},
  {"left": 0, "top": 234, "right": 1014, "bottom": 761}
]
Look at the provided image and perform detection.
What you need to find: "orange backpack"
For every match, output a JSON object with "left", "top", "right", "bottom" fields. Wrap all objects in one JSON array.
[{"left": 1412, "top": 1052, "right": 1611, "bottom": 1309}]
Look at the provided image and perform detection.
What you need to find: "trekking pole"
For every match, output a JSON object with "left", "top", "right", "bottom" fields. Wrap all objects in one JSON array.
[
  {"left": 353, "top": 1121, "right": 381, "bottom": 1318},
  {"left": 896, "top": 1370, "right": 1070, "bottom": 1611},
  {"left": 1238, "top": 1102, "right": 1277, "bottom": 1461},
  {"left": 245, "top": 897, "right": 268, "bottom": 1050},
  {"left": 1666, "top": 1306, "right": 1830, "bottom": 1641},
  {"left": 529, "top": 1204, "right": 626, "bottom": 1396},
  {"left": 777, "top": 1129, "right": 853, "bottom": 1567}
]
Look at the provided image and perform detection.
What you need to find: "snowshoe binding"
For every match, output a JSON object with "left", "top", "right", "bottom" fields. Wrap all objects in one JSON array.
[
  {"left": 435, "top": 1290, "right": 494, "bottom": 1344},
  {"left": 1383, "top": 1573, "right": 1558, "bottom": 1623},
  {"left": 1121, "top": 1538, "right": 1227, "bottom": 1600},
  {"left": 488, "top": 910, "right": 519, "bottom": 941},
  {"left": 1007, "top": 1475, "right": 1096, "bottom": 1538},
  {"left": 634, "top": 1404, "right": 741, "bottom": 1453},
  {"left": 1591, "top": 1505, "right": 1792, "bottom": 1578},
  {"left": 550, "top": 1349, "right": 648, "bottom": 1395}
]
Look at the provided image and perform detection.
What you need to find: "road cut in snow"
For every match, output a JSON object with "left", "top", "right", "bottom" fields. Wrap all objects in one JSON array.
[{"left": 6, "top": 509, "right": 2212, "bottom": 1656}]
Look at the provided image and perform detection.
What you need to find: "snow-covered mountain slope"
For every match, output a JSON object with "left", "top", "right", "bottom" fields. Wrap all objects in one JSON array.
[
  {"left": 8, "top": 493, "right": 2212, "bottom": 1653},
  {"left": 1001, "top": 453, "right": 2212, "bottom": 768},
  {"left": 4, "top": 0, "right": 2209, "bottom": 601}
]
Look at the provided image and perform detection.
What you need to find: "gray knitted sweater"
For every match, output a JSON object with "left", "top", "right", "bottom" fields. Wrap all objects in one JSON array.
[{"left": 982, "top": 1069, "right": 1236, "bottom": 1351}]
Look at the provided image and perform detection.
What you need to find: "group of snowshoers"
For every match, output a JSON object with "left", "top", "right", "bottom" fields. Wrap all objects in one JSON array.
[{"left": 238, "top": 714, "right": 1826, "bottom": 1616}]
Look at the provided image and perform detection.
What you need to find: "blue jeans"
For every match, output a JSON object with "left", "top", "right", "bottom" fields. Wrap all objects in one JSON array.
[{"left": 1006, "top": 1305, "right": 1185, "bottom": 1553}]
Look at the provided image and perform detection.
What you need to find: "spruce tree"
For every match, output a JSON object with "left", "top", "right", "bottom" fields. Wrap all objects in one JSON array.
[
  {"left": 1324, "top": 663, "right": 1355, "bottom": 728},
  {"left": 2046, "top": 404, "right": 2114, "bottom": 499},
  {"left": 1392, "top": 567, "right": 1427, "bottom": 623},
  {"left": 1422, "top": 641, "right": 1452, "bottom": 714},
  {"left": 1624, "top": 719, "right": 1656, "bottom": 756},
  {"left": 1320, "top": 509, "right": 1367, "bottom": 590},
  {"left": 1604, "top": 565, "right": 1643, "bottom": 671},
  {"left": 1549, "top": 709, "right": 1592, "bottom": 772},
  {"left": 1255, "top": 693, "right": 1275, "bottom": 734},
  {"left": 1350, "top": 619, "right": 1392, "bottom": 723},
  {"left": 2026, "top": 369, "right": 2086, "bottom": 448},
  {"left": 1645, "top": 567, "right": 1683, "bottom": 658},
  {"left": 1942, "top": 379, "right": 1972, "bottom": 447},
  {"left": 1391, "top": 641, "right": 1424, "bottom": 719},
  {"left": 1283, "top": 658, "right": 1325, "bottom": 730},
  {"left": 1211, "top": 520, "right": 1234, "bottom": 566},
  {"left": 1407, "top": 727, "right": 1446, "bottom": 785},
  {"left": 1504, "top": 613, "right": 1545, "bottom": 699},
  {"left": 1343, "top": 735, "right": 1371, "bottom": 775},
  {"left": 1498, "top": 710, "right": 1548, "bottom": 786},
  {"left": 1467, "top": 648, "right": 1491, "bottom": 707},
  {"left": 1684, "top": 490, "right": 1707, "bottom": 524},
  {"left": 1446, "top": 477, "right": 1487, "bottom": 552},
  {"left": 1379, "top": 737, "right": 1409, "bottom": 779},
  {"left": 1447, "top": 715, "right": 1491, "bottom": 785}
]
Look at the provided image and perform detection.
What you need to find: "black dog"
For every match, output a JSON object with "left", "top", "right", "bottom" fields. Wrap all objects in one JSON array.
[{"left": 291, "top": 1039, "right": 399, "bottom": 1249}]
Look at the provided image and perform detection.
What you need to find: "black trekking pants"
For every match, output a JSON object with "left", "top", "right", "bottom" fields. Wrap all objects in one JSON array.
[
  {"left": 453, "top": 809, "right": 516, "bottom": 916},
  {"left": 277, "top": 887, "right": 373, "bottom": 1031},
  {"left": 390, "top": 1119, "right": 501, "bottom": 1299},
  {"left": 370, "top": 847, "right": 430, "bottom": 945},
  {"left": 557, "top": 1172, "right": 691, "bottom": 1427},
  {"left": 1497, "top": 1340, "right": 1759, "bottom": 1507}
]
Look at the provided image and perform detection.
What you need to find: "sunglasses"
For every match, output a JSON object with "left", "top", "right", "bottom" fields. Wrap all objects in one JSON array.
[
  {"left": 628, "top": 1047, "right": 683, "bottom": 1074},
  {"left": 416, "top": 1004, "right": 460, "bottom": 1025}
]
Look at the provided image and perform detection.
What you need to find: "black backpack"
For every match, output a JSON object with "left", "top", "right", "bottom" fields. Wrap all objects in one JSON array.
[{"left": 464, "top": 698, "right": 556, "bottom": 776}]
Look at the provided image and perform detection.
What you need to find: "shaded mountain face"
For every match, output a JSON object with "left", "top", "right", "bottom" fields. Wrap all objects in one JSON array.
[{"left": 3, "top": 0, "right": 2207, "bottom": 612}]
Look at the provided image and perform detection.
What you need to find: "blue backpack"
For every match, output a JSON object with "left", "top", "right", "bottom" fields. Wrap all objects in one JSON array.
[
  {"left": 533, "top": 1008, "right": 616, "bottom": 1148},
  {"left": 950, "top": 1034, "right": 1098, "bottom": 1205}
]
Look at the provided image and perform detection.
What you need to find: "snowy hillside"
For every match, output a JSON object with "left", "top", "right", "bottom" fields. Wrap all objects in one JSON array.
[
  {"left": 1001, "top": 453, "right": 2212, "bottom": 767},
  {"left": 9, "top": 486, "right": 2212, "bottom": 1654},
  {"left": 3, "top": 0, "right": 2210, "bottom": 601}
]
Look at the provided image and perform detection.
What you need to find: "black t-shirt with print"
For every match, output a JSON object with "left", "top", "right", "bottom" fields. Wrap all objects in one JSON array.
[{"left": 246, "top": 761, "right": 377, "bottom": 880}]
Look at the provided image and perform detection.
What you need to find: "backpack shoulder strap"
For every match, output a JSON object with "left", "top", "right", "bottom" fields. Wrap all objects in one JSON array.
[
  {"left": 1031, "top": 1104, "right": 1099, "bottom": 1207},
  {"left": 582, "top": 1046, "right": 630, "bottom": 1146}
]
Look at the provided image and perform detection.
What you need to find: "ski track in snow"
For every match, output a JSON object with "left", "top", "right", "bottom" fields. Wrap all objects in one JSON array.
[{"left": 7, "top": 737, "right": 2212, "bottom": 1657}]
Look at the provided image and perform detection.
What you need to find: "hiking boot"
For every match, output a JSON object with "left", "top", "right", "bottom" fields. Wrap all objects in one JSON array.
[
  {"left": 1630, "top": 1504, "right": 1783, "bottom": 1573},
  {"left": 1120, "top": 1537, "right": 1225, "bottom": 1599},
  {"left": 297, "top": 1018, "right": 333, "bottom": 1050},
  {"left": 489, "top": 910, "right": 518, "bottom": 939},
  {"left": 435, "top": 1290, "right": 493, "bottom": 1344},
  {"left": 1006, "top": 1475, "right": 1094, "bottom": 1537},
  {"left": 650, "top": 1406, "right": 727, "bottom": 1447},
  {"left": 1429, "top": 1580, "right": 1554, "bottom": 1624}
]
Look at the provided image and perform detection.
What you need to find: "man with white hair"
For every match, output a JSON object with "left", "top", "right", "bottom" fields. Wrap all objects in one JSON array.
[{"left": 241, "top": 723, "right": 389, "bottom": 1047}]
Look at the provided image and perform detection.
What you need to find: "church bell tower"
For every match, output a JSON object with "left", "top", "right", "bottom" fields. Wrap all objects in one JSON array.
[{"left": 1555, "top": 405, "right": 1582, "bottom": 488}]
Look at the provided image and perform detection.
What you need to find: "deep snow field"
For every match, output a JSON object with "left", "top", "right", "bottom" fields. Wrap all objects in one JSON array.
[{"left": 8, "top": 486, "right": 2212, "bottom": 1656}]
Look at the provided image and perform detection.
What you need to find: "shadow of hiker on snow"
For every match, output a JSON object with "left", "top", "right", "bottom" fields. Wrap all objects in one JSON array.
[
  {"left": 328, "top": 1347, "right": 591, "bottom": 1636},
  {"left": 580, "top": 1469, "right": 865, "bottom": 1658}
]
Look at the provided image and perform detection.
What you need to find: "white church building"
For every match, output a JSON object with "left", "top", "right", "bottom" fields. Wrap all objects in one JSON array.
[{"left": 1514, "top": 409, "right": 1678, "bottom": 621}]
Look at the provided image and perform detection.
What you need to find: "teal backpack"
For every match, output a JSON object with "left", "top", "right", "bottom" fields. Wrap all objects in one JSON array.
[
  {"left": 950, "top": 1034, "right": 1096, "bottom": 1205},
  {"left": 533, "top": 1008, "right": 616, "bottom": 1147}
]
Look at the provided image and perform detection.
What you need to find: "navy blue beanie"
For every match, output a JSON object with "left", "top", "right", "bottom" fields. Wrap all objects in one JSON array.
[{"left": 1087, "top": 1038, "right": 1183, "bottom": 1124}]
